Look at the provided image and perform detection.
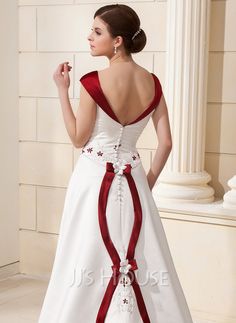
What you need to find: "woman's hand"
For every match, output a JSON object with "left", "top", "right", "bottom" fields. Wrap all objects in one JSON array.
[{"left": 53, "top": 61, "right": 72, "bottom": 91}]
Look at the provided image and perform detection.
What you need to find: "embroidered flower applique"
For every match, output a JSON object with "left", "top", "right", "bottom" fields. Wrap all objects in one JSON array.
[
  {"left": 81, "top": 144, "right": 141, "bottom": 169},
  {"left": 87, "top": 147, "right": 93, "bottom": 153},
  {"left": 112, "top": 160, "right": 127, "bottom": 175},
  {"left": 114, "top": 144, "right": 122, "bottom": 151},
  {"left": 116, "top": 273, "right": 135, "bottom": 313}
]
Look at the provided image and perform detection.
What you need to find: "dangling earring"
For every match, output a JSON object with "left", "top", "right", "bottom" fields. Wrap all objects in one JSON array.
[{"left": 114, "top": 46, "right": 117, "bottom": 54}]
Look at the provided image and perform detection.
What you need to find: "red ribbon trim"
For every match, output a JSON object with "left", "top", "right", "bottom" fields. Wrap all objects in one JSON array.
[{"left": 96, "top": 162, "right": 151, "bottom": 323}]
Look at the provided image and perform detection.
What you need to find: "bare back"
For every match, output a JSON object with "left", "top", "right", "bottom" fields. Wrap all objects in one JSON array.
[{"left": 97, "top": 63, "right": 156, "bottom": 126}]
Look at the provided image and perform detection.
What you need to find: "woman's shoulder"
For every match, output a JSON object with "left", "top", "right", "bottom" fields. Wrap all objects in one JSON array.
[
  {"left": 80, "top": 65, "right": 159, "bottom": 79},
  {"left": 79, "top": 70, "right": 97, "bottom": 82},
  {"left": 97, "top": 65, "right": 162, "bottom": 101},
  {"left": 79, "top": 66, "right": 162, "bottom": 92},
  {"left": 99, "top": 65, "right": 160, "bottom": 82}
]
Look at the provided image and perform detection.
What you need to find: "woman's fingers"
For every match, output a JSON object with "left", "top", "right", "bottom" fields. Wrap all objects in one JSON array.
[
  {"left": 63, "top": 65, "right": 72, "bottom": 74},
  {"left": 62, "top": 62, "right": 72, "bottom": 68},
  {"left": 63, "top": 63, "right": 69, "bottom": 76},
  {"left": 55, "top": 62, "right": 72, "bottom": 74},
  {"left": 53, "top": 62, "right": 72, "bottom": 85},
  {"left": 55, "top": 63, "right": 64, "bottom": 74}
]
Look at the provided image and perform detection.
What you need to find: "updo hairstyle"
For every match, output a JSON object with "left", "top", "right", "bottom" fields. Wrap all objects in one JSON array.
[{"left": 94, "top": 4, "right": 147, "bottom": 54}]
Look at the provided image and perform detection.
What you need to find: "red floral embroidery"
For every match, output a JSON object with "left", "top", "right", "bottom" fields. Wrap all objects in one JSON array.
[
  {"left": 114, "top": 144, "right": 121, "bottom": 150},
  {"left": 81, "top": 145, "right": 140, "bottom": 168}
]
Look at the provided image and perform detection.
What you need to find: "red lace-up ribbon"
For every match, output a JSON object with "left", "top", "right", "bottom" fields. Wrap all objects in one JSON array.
[{"left": 96, "top": 162, "right": 151, "bottom": 323}]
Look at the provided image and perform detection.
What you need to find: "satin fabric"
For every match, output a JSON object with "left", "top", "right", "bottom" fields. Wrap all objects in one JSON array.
[{"left": 38, "top": 70, "right": 193, "bottom": 323}]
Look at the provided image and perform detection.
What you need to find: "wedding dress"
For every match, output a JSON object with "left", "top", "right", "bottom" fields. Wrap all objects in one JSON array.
[{"left": 38, "top": 70, "right": 193, "bottom": 323}]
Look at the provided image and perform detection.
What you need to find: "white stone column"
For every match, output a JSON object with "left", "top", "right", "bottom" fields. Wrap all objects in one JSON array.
[
  {"left": 154, "top": 0, "right": 214, "bottom": 203},
  {"left": 223, "top": 176, "right": 236, "bottom": 210}
]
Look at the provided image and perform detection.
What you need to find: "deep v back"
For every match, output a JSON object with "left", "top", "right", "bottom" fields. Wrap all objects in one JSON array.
[
  {"left": 96, "top": 71, "right": 157, "bottom": 126},
  {"left": 79, "top": 70, "right": 162, "bottom": 127}
]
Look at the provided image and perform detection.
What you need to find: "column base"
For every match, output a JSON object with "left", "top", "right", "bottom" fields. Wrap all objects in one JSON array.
[
  {"left": 223, "top": 175, "right": 236, "bottom": 210},
  {"left": 153, "top": 171, "right": 215, "bottom": 203}
]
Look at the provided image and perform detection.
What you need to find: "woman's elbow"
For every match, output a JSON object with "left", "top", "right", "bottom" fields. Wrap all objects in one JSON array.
[
  {"left": 73, "top": 136, "right": 89, "bottom": 149},
  {"left": 73, "top": 142, "right": 82, "bottom": 149},
  {"left": 72, "top": 138, "right": 83, "bottom": 149},
  {"left": 159, "top": 140, "right": 172, "bottom": 151},
  {"left": 166, "top": 140, "right": 172, "bottom": 150}
]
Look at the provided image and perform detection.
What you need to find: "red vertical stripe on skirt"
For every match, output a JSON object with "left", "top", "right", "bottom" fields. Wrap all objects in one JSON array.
[{"left": 96, "top": 162, "right": 151, "bottom": 323}]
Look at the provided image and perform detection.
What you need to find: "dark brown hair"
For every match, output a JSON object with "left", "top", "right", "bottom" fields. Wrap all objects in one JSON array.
[{"left": 94, "top": 4, "right": 146, "bottom": 54}]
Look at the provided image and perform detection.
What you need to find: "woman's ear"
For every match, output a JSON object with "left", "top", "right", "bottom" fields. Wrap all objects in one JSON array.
[{"left": 114, "top": 36, "right": 123, "bottom": 47}]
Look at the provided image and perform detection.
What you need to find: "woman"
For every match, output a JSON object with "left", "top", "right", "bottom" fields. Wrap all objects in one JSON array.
[{"left": 38, "top": 4, "right": 193, "bottom": 323}]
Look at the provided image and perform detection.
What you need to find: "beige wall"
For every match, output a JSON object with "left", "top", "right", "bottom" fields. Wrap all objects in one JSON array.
[
  {"left": 161, "top": 213, "right": 236, "bottom": 323},
  {"left": 0, "top": 0, "right": 19, "bottom": 277},
  {"left": 206, "top": 0, "right": 236, "bottom": 198}
]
